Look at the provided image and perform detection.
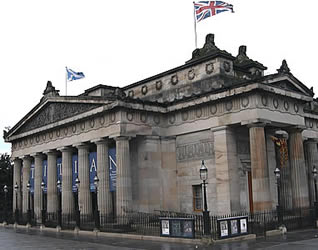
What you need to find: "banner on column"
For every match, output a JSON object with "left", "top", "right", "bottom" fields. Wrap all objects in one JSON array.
[
  {"left": 30, "top": 163, "right": 35, "bottom": 194},
  {"left": 72, "top": 154, "right": 78, "bottom": 192},
  {"left": 109, "top": 147, "right": 116, "bottom": 192},
  {"left": 42, "top": 160, "right": 47, "bottom": 193},
  {"left": 57, "top": 157, "right": 62, "bottom": 192},
  {"left": 70, "top": 150, "right": 116, "bottom": 192},
  {"left": 89, "top": 152, "right": 97, "bottom": 192}
]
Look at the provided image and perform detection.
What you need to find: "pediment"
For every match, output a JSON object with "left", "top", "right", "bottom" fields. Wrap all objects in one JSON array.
[
  {"left": 269, "top": 75, "right": 314, "bottom": 97},
  {"left": 15, "top": 101, "right": 102, "bottom": 135}
]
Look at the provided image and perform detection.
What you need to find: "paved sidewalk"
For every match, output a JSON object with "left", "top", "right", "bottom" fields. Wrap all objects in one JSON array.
[{"left": 1, "top": 225, "right": 318, "bottom": 249}]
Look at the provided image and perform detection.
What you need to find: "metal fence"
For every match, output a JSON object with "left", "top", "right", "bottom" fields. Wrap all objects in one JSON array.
[{"left": 0, "top": 207, "right": 316, "bottom": 239}]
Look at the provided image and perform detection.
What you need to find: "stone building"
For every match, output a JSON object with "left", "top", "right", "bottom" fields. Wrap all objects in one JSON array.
[{"left": 4, "top": 34, "right": 318, "bottom": 220}]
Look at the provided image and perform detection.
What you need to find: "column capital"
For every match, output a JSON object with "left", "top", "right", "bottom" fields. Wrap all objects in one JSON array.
[
  {"left": 43, "top": 149, "right": 58, "bottom": 155},
  {"left": 57, "top": 146, "right": 76, "bottom": 153},
  {"left": 12, "top": 157, "right": 22, "bottom": 162},
  {"left": 20, "top": 155, "right": 32, "bottom": 161},
  {"left": 91, "top": 138, "right": 109, "bottom": 145},
  {"left": 304, "top": 138, "right": 318, "bottom": 144},
  {"left": 30, "top": 152, "right": 45, "bottom": 159},
  {"left": 115, "top": 136, "right": 131, "bottom": 142},
  {"left": 73, "top": 142, "right": 90, "bottom": 150},
  {"left": 287, "top": 125, "right": 306, "bottom": 133},
  {"left": 242, "top": 119, "right": 271, "bottom": 128}
]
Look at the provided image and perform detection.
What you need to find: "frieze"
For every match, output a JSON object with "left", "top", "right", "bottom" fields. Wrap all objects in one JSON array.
[
  {"left": 177, "top": 140, "right": 213, "bottom": 162},
  {"left": 17, "top": 102, "right": 101, "bottom": 134}
]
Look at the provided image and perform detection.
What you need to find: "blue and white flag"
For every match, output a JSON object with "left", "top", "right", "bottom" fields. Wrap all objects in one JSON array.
[{"left": 66, "top": 67, "right": 85, "bottom": 81}]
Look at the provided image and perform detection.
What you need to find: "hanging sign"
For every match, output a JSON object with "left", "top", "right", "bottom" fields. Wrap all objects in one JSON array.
[
  {"left": 89, "top": 152, "right": 97, "bottom": 192},
  {"left": 30, "top": 163, "right": 35, "bottom": 194},
  {"left": 109, "top": 147, "right": 116, "bottom": 192},
  {"left": 42, "top": 160, "right": 47, "bottom": 193},
  {"left": 72, "top": 154, "right": 78, "bottom": 192}
]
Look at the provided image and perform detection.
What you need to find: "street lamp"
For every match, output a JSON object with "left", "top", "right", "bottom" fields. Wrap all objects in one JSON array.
[
  {"left": 14, "top": 182, "right": 19, "bottom": 224},
  {"left": 3, "top": 185, "right": 8, "bottom": 224},
  {"left": 200, "top": 160, "right": 210, "bottom": 235},
  {"left": 41, "top": 180, "right": 46, "bottom": 225},
  {"left": 57, "top": 179, "right": 62, "bottom": 227},
  {"left": 27, "top": 181, "right": 31, "bottom": 224},
  {"left": 93, "top": 175, "right": 100, "bottom": 230},
  {"left": 312, "top": 166, "right": 318, "bottom": 218},
  {"left": 274, "top": 167, "right": 282, "bottom": 224},
  {"left": 74, "top": 177, "right": 80, "bottom": 228}
]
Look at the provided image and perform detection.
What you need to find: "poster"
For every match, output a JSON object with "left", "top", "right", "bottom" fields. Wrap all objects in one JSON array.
[
  {"left": 161, "top": 220, "right": 170, "bottom": 235},
  {"left": 220, "top": 221, "right": 228, "bottom": 237},
  {"left": 231, "top": 220, "right": 238, "bottom": 234},
  {"left": 240, "top": 218, "right": 247, "bottom": 233},
  {"left": 183, "top": 220, "right": 193, "bottom": 238}
]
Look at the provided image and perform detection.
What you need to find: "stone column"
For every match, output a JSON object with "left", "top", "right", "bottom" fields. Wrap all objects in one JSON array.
[
  {"left": 75, "top": 143, "right": 92, "bottom": 216},
  {"left": 59, "top": 147, "right": 74, "bottom": 216},
  {"left": 94, "top": 139, "right": 112, "bottom": 216},
  {"left": 304, "top": 139, "right": 318, "bottom": 206},
  {"left": 45, "top": 150, "right": 58, "bottom": 214},
  {"left": 212, "top": 126, "right": 240, "bottom": 214},
  {"left": 32, "top": 153, "right": 44, "bottom": 221},
  {"left": 115, "top": 136, "right": 132, "bottom": 216},
  {"left": 13, "top": 158, "right": 22, "bottom": 212},
  {"left": 248, "top": 123, "right": 272, "bottom": 211},
  {"left": 288, "top": 127, "right": 309, "bottom": 208},
  {"left": 22, "top": 156, "right": 32, "bottom": 214}
]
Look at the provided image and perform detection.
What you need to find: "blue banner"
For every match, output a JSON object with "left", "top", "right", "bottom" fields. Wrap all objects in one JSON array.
[
  {"left": 72, "top": 154, "right": 78, "bottom": 192},
  {"left": 109, "top": 147, "right": 116, "bottom": 192},
  {"left": 30, "top": 163, "right": 35, "bottom": 194},
  {"left": 42, "top": 160, "right": 47, "bottom": 193},
  {"left": 57, "top": 157, "right": 62, "bottom": 192},
  {"left": 89, "top": 152, "right": 97, "bottom": 192}
]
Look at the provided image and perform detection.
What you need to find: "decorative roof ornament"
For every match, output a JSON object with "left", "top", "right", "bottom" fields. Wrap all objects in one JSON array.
[
  {"left": 42, "top": 81, "right": 60, "bottom": 101},
  {"left": 235, "top": 45, "right": 249, "bottom": 63},
  {"left": 191, "top": 34, "right": 220, "bottom": 60},
  {"left": 277, "top": 59, "right": 290, "bottom": 74},
  {"left": 234, "top": 45, "right": 267, "bottom": 71},
  {"left": 188, "top": 34, "right": 235, "bottom": 63}
]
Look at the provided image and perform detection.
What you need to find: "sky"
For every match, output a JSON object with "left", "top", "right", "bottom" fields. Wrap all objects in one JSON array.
[{"left": 0, "top": 0, "right": 317, "bottom": 155}]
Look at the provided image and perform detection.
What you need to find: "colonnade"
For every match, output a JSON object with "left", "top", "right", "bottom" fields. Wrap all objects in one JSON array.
[
  {"left": 213, "top": 122, "right": 315, "bottom": 214},
  {"left": 12, "top": 137, "right": 132, "bottom": 220}
]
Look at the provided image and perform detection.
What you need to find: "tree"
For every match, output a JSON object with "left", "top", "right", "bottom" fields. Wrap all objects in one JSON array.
[{"left": 0, "top": 153, "right": 12, "bottom": 214}]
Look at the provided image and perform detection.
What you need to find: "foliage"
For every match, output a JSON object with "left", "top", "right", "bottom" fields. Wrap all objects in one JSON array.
[{"left": 0, "top": 153, "right": 12, "bottom": 211}]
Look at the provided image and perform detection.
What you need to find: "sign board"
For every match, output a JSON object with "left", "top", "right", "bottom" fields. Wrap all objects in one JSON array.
[
  {"left": 217, "top": 216, "right": 248, "bottom": 239},
  {"left": 160, "top": 218, "right": 195, "bottom": 239}
]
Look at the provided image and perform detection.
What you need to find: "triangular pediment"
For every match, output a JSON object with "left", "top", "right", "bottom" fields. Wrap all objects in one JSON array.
[
  {"left": 266, "top": 74, "right": 314, "bottom": 97},
  {"left": 13, "top": 100, "right": 103, "bottom": 135}
]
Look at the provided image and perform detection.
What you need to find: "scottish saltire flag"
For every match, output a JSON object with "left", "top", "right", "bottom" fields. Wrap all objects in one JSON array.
[
  {"left": 66, "top": 67, "right": 85, "bottom": 81},
  {"left": 194, "top": 1, "right": 234, "bottom": 22}
]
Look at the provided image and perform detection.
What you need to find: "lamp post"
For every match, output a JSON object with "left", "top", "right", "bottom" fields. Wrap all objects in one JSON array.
[
  {"left": 93, "top": 175, "right": 100, "bottom": 230},
  {"left": 3, "top": 185, "right": 8, "bottom": 224},
  {"left": 200, "top": 160, "right": 210, "bottom": 235},
  {"left": 27, "top": 181, "right": 31, "bottom": 225},
  {"left": 274, "top": 167, "right": 282, "bottom": 224},
  {"left": 57, "top": 179, "right": 62, "bottom": 227},
  {"left": 312, "top": 166, "right": 318, "bottom": 219},
  {"left": 74, "top": 177, "right": 80, "bottom": 228},
  {"left": 41, "top": 180, "right": 45, "bottom": 225},
  {"left": 14, "top": 182, "right": 19, "bottom": 224}
]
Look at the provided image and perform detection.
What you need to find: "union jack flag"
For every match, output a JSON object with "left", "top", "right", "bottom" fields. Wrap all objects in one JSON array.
[{"left": 194, "top": 1, "right": 234, "bottom": 22}]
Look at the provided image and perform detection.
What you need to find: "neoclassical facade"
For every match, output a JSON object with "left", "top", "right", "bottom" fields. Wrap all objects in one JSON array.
[{"left": 4, "top": 34, "right": 318, "bottom": 220}]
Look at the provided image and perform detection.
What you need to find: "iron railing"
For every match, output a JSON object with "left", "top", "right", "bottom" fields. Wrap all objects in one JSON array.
[{"left": 0, "top": 207, "right": 316, "bottom": 239}]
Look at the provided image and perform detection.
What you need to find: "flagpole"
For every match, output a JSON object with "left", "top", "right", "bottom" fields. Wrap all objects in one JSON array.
[
  {"left": 65, "top": 67, "right": 68, "bottom": 96},
  {"left": 193, "top": 2, "right": 198, "bottom": 48}
]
